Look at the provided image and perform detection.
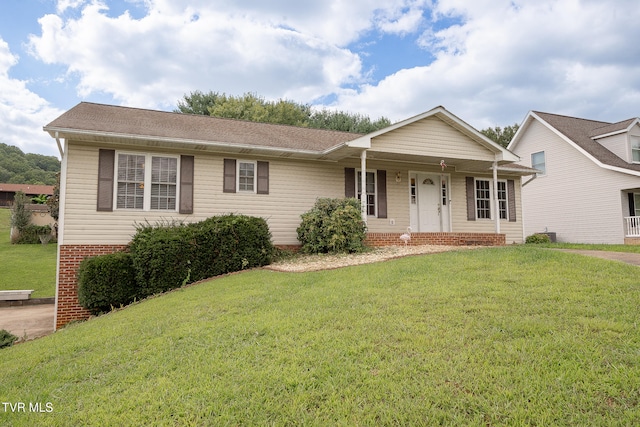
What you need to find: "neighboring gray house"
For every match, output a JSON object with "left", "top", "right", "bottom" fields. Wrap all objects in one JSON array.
[{"left": 508, "top": 111, "right": 640, "bottom": 244}]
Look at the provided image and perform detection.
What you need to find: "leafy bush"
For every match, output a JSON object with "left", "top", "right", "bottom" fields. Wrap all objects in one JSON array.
[
  {"left": 526, "top": 233, "right": 551, "bottom": 244},
  {"left": 0, "top": 329, "right": 18, "bottom": 349},
  {"left": 297, "top": 198, "right": 367, "bottom": 254},
  {"left": 129, "top": 214, "right": 273, "bottom": 297},
  {"left": 13, "top": 224, "right": 53, "bottom": 245},
  {"left": 77, "top": 252, "right": 139, "bottom": 314}
]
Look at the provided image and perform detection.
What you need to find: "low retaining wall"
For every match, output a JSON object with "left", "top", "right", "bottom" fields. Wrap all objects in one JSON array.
[
  {"left": 366, "top": 232, "right": 505, "bottom": 247},
  {"left": 0, "top": 297, "right": 55, "bottom": 308}
]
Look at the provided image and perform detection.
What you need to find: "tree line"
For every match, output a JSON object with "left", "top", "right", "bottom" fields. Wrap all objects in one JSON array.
[
  {"left": 0, "top": 143, "right": 60, "bottom": 185},
  {"left": 176, "top": 90, "right": 518, "bottom": 146},
  {"left": 175, "top": 91, "right": 392, "bottom": 134}
]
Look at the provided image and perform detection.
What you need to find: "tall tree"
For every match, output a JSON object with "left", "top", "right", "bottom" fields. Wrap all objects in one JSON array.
[
  {"left": 480, "top": 124, "right": 520, "bottom": 148},
  {"left": 175, "top": 91, "right": 391, "bottom": 133}
]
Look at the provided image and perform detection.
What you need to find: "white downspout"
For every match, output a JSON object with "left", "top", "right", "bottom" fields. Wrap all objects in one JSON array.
[
  {"left": 360, "top": 150, "right": 367, "bottom": 223},
  {"left": 55, "top": 131, "right": 64, "bottom": 158},
  {"left": 493, "top": 160, "right": 500, "bottom": 234},
  {"left": 53, "top": 136, "right": 68, "bottom": 331}
]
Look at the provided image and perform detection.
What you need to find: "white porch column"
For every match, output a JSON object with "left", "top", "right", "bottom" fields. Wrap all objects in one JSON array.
[
  {"left": 493, "top": 160, "right": 500, "bottom": 234},
  {"left": 361, "top": 150, "right": 367, "bottom": 223}
]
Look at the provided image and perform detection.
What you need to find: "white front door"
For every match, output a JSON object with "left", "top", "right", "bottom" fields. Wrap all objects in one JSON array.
[{"left": 410, "top": 173, "right": 450, "bottom": 232}]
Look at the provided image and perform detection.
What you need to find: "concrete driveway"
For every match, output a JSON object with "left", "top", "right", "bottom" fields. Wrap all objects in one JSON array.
[
  {"left": 555, "top": 249, "right": 640, "bottom": 266},
  {"left": 0, "top": 304, "right": 54, "bottom": 341}
]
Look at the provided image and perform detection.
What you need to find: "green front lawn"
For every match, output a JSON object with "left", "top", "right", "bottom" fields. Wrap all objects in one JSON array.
[
  {"left": 0, "top": 208, "right": 56, "bottom": 297},
  {"left": 1, "top": 247, "right": 639, "bottom": 425}
]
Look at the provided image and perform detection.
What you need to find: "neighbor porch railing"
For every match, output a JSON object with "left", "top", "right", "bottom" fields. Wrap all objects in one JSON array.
[{"left": 624, "top": 216, "right": 640, "bottom": 237}]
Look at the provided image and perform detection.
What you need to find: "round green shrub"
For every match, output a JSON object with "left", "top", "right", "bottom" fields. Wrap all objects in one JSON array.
[
  {"left": 77, "top": 251, "right": 139, "bottom": 314},
  {"left": 525, "top": 233, "right": 551, "bottom": 244},
  {"left": 297, "top": 197, "right": 367, "bottom": 254}
]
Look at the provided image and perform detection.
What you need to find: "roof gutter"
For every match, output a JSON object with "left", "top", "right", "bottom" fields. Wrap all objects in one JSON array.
[{"left": 44, "top": 127, "right": 348, "bottom": 158}]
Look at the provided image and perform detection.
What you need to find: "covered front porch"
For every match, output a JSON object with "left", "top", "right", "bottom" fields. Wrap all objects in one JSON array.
[{"left": 623, "top": 189, "right": 640, "bottom": 244}]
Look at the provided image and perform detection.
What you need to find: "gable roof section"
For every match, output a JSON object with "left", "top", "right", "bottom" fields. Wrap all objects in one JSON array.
[
  {"left": 44, "top": 102, "right": 362, "bottom": 156},
  {"left": 589, "top": 118, "right": 638, "bottom": 139},
  {"left": 510, "top": 111, "right": 640, "bottom": 174},
  {"left": 347, "top": 106, "right": 520, "bottom": 163}
]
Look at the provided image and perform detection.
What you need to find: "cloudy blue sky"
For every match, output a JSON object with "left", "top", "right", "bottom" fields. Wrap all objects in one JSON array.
[{"left": 1, "top": 0, "right": 639, "bottom": 157}]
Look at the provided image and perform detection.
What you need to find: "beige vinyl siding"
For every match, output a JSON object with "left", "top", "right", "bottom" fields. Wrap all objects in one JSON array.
[
  {"left": 513, "top": 120, "right": 640, "bottom": 244},
  {"left": 369, "top": 116, "right": 495, "bottom": 161},
  {"left": 194, "top": 156, "right": 343, "bottom": 244},
  {"left": 62, "top": 143, "right": 343, "bottom": 245}
]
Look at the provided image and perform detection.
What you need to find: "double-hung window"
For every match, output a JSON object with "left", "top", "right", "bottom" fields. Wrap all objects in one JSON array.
[
  {"left": 497, "top": 181, "right": 508, "bottom": 220},
  {"left": 466, "top": 176, "right": 515, "bottom": 222},
  {"left": 631, "top": 137, "right": 640, "bottom": 163},
  {"left": 474, "top": 179, "right": 509, "bottom": 220},
  {"left": 238, "top": 161, "right": 256, "bottom": 192},
  {"left": 531, "top": 151, "right": 546, "bottom": 175},
  {"left": 116, "top": 153, "right": 178, "bottom": 211},
  {"left": 475, "top": 179, "right": 491, "bottom": 219},
  {"left": 357, "top": 171, "right": 377, "bottom": 216}
]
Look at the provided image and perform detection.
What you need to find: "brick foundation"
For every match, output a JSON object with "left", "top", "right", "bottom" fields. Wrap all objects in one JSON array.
[
  {"left": 365, "top": 232, "right": 505, "bottom": 247},
  {"left": 56, "top": 244, "right": 128, "bottom": 329},
  {"left": 624, "top": 237, "right": 640, "bottom": 245}
]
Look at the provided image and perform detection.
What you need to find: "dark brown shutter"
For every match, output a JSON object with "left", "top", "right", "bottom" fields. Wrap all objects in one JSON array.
[
  {"left": 377, "top": 170, "right": 387, "bottom": 218},
  {"left": 507, "top": 179, "right": 516, "bottom": 222},
  {"left": 629, "top": 193, "right": 636, "bottom": 216},
  {"left": 344, "top": 168, "right": 355, "bottom": 198},
  {"left": 97, "top": 149, "right": 115, "bottom": 212},
  {"left": 223, "top": 159, "right": 236, "bottom": 193},
  {"left": 257, "top": 161, "right": 269, "bottom": 194},
  {"left": 179, "top": 155, "right": 194, "bottom": 214},
  {"left": 466, "top": 176, "right": 476, "bottom": 221}
]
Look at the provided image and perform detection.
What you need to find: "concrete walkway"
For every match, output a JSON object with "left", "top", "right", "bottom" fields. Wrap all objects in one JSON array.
[
  {"left": 0, "top": 304, "right": 54, "bottom": 341},
  {"left": 553, "top": 249, "right": 640, "bottom": 266}
]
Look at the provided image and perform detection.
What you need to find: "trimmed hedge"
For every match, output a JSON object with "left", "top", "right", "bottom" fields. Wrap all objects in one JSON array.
[
  {"left": 76, "top": 214, "right": 274, "bottom": 313},
  {"left": 297, "top": 198, "right": 367, "bottom": 254},
  {"left": 77, "top": 251, "right": 138, "bottom": 314},
  {"left": 129, "top": 214, "right": 274, "bottom": 297}
]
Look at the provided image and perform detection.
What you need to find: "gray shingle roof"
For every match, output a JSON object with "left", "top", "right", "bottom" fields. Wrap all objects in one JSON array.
[
  {"left": 44, "top": 102, "right": 362, "bottom": 152},
  {"left": 533, "top": 111, "right": 640, "bottom": 172}
]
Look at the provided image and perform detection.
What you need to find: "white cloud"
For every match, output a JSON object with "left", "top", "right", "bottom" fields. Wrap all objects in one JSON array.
[
  {"left": 334, "top": 0, "right": 640, "bottom": 127},
  {"left": 27, "top": 0, "right": 440, "bottom": 110},
  {"left": 21, "top": 0, "right": 640, "bottom": 140},
  {"left": 0, "top": 39, "right": 63, "bottom": 158}
]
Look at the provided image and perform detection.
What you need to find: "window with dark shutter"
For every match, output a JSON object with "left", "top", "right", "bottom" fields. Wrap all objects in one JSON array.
[
  {"left": 344, "top": 168, "right": 355, "bottom": 198},
  {"left": 179, "top": 155, "right": 194, "bottom": 214},
  {"left": 97, "top": 149, "right": 115, "bottom": 212},
  {"left": 377, "top": 170, "right": 387, "bottom": 219},
  {"left": 257, "top": 161, "right": 269, "bottom": 194},
  {"left": 223, "top": 159, "right": 236, "bottom": 193},
  {"left": 466, "top": 177, "right": 476, "bottom": 221},
  {"left": 507, "top": 180, "right": 516, "bottom": 222}
]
